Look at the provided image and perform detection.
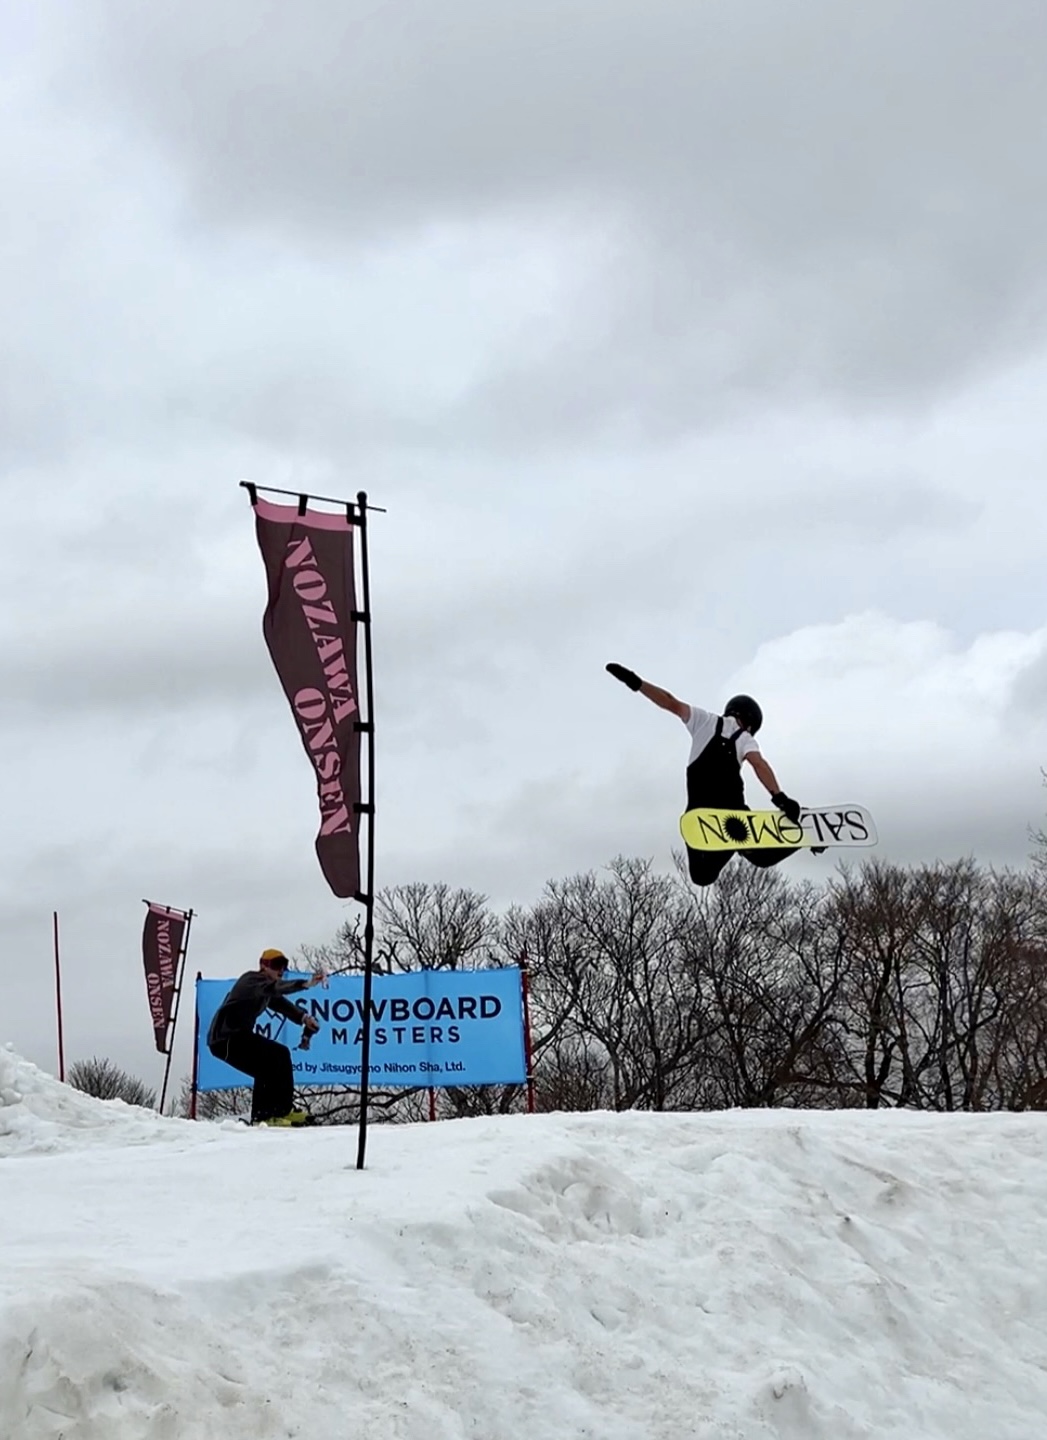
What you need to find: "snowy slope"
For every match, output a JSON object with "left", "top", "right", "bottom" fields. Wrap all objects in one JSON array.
[{"left": 3, "top": 1043, "right": 1047, "bottom": 1440}]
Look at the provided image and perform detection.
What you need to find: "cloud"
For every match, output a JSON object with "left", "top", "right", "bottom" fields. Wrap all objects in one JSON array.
[
  {"left": 377, "top": 612, "right": 1047, "bottom": 909},
  {"left": 61, "top": 0, "right": 1047, "bottom": 435},
  {"left": 71, "top": 1, "right": 1047, "bottom": 243},
  {"left": 7, "top": 605, "right": 1046, "bottom": 1091},
  {"left": 1010, "top": 645, "right": 1047, "bottom": 717},
  {"left": 731, "top": 613, "right": 1047, "bottom": 853},
  {"left": 2, "top": 3, "right": 1047, "bottom": 1092},
  {"left": 10, "top": 1, "right": 1047, "bottom": 474}
]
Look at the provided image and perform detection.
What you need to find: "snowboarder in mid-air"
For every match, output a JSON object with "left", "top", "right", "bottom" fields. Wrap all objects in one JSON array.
[{"left": 606, "top": 662, "right": 815, "bottom": 886}]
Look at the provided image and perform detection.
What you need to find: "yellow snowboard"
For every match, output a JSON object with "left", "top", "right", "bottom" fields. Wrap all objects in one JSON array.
[{"left": 680, "top": 805, "right": 877, "bottom": 851}]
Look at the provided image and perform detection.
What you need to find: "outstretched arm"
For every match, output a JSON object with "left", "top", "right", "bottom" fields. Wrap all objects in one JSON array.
[
  {"left": 638, "top": 680, "right": 689, "bottom": 720},
  {"left": 606, "top": 663, "right": 689, "bottom": 721},
  {"left": 745, "top": 752, "right": 782, "bottom": 797},
  {"left": 744, "top": 753, "right": 802, "bottom": 822}
]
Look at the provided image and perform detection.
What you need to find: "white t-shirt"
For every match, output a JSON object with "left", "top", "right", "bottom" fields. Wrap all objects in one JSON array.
[{"left": 683, "top": 706, "right": 760, "bottom": 767}]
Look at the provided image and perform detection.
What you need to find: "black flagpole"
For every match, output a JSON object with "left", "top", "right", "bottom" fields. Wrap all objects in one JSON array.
[
  {"left": 354, "top": 489, "right": 378, "bottom": 1170},
  {"left": 159, "top": 906, "right": 195, "bottom": 1115},
  {"left": 239, "top": 478, "right": 380, "bottom": 1164}
]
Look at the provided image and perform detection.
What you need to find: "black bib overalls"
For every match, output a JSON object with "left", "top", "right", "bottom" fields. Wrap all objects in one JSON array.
[{"left": 684, "top": 717, "right": 798, "bottom": 886}]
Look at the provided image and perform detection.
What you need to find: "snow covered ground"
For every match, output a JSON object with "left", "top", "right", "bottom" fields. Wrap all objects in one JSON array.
[{"left": 3, "top": 1045, "right": 1047, "bottom": 1440}]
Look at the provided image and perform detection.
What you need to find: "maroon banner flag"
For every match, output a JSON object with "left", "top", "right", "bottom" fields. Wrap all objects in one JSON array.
[
  {"left": 142, "top": 903, "right": 188, "bottom": 1053},
  {"left": 253, "top": 498, "right": 362, "bottom": 898}
]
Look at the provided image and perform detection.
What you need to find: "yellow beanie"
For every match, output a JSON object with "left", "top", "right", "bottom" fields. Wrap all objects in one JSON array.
[{"left": 260, "top": 948, "right": 288, "bottom": 964}]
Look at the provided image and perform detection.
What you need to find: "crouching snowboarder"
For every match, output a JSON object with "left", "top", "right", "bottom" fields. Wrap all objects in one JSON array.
[{"left": 207, "top": 948, "right": 325, "bottom": 1125}]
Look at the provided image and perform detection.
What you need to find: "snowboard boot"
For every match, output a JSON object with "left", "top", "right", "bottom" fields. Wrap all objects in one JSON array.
[{"left": 258, "top": 1109, "right": 310, "bottom": 1127}]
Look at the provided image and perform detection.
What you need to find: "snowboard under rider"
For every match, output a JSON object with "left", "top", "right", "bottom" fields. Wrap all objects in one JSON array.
[
  {"left": 606, "top": 662, "right": 818, "bottom": 886},
  {"left": 206, "top": 948, "right": 324, "bottom": 1125}
]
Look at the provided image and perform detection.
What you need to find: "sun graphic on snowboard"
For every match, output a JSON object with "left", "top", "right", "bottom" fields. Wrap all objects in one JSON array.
[{"left": 724, "top": 814, "right": 752, "bottom": 843}]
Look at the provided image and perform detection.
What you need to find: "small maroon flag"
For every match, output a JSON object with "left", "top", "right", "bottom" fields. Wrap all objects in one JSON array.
[
  {"left": 252, "top": 498, "right": 362, "bottom": 898},
  {"left": 142, "top": 903, "right": 188, "bottom": 1053}
]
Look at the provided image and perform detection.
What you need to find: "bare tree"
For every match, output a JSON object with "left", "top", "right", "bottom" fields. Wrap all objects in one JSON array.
[
  {"left": 531, "top": 1035, "right": 612, "bottom": 1113},
  {"left": 971, "top": 869, "right": 1047, "bottom": 1110},
  {"left": 827, "top": 859, "right": 1047, "bottom": 1111},
  {"left": 513, "top": 857, "right": 710, "bottom": 1112},
  {"left": 900, "top": 861, "right": 1034, "bottom": 1111},
  {"left": 190, "top": 841, "right": 1047, "bottom": 1123},
  {"left": 298, "top": 882, "right": 509, "bottom": 1123},
  {"left": 675, "top": 862, "right": 848, "bottom": 1109},
  {"left": 68, "top": 1057, "right": 156, "bottom": 1109},
  {"left": 174, "top": 1075, "right": 251, "bottom": 1121},
  {"left": 300, "top": 883, "right": 497, "bottom": 975},
  {"left": 377, "top": 882, "right": 498, "bottom": 971},
  {"left": 827, "top": 861, "right": 927, "bottom": 1107},
  {"left": 1031, "top": 769, "right": 1047, "bottom": 876}
]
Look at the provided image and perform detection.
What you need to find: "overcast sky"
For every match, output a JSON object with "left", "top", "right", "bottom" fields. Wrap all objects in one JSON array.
[{"left": 4, "top": 0, "right": 1046, "bottom": 1094}]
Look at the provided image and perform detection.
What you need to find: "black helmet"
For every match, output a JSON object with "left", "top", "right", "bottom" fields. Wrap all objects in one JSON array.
[{"left": 724, "top": 694, "right": 763, "bottom": 734}]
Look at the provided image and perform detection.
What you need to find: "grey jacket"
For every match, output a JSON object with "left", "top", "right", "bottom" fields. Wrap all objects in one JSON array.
[{"left": 207, "top": 970, "right": 311, "bottom": 1049}]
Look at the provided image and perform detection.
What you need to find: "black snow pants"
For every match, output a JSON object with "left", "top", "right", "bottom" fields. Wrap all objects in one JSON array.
[
  {"left": 685, "top": 718, "right": 798, "bottom": 886},
  {"left": 209, "top": 1031, "right": 294, "bottom": 1123}
]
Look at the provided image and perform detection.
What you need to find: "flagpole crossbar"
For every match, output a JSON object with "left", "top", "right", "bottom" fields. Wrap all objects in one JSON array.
[
  {"left": 239, "top": 480, "right": 387, "bottom": 515},
  {"left": 141, "top": 900, "right": 190, "bottom": 917}
]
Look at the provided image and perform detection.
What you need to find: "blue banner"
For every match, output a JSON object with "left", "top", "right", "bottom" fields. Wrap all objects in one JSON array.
[{"left": 195, "top": 968, "right": 527, "bottom": 1092}]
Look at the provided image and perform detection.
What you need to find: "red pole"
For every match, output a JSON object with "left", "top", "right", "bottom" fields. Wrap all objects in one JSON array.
[
  {"left": 428, "top": 1086, "right": 436, "bottom": 1121},
  {"left": 520, "top": 951, "right": 536, "bottom": 1114},
  {"left": 53, "top": 911, "right": 65, "bottom": 1082},
  {"left": 189, "top": 971, "right": 201, "bottom": 1120}
]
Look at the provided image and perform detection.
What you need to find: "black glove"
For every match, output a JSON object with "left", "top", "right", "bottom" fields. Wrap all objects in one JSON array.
[
  {"left": 771, "top": 791, "right": 802, "bottom": 824},
  {"left": 606, "top": 663, "right": 642, "bottom": 692}
]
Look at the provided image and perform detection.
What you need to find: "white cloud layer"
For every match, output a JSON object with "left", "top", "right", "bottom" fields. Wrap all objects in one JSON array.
[{"left": 1, "top": 0, "right": 1045, "bottom": 1088}]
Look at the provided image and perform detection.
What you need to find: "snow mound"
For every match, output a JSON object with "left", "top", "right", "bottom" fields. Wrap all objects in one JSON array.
[
  {"left": 0, "top": 1274, "right": 277, "bottom": 1440},
  {"left": 5, "top": 1077, "right": 1047, "bottom": 1437},
  {"left": 0, "top": 1046, "right": 192, "bottom": 1157}
]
